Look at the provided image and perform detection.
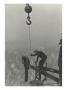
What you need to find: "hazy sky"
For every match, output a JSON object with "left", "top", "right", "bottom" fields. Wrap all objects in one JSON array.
[{"left": 5, "top": 4, "right": 62, "bottom": 51}]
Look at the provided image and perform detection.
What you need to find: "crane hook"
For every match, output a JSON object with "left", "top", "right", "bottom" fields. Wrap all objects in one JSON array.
[{"left": 26, "top": 15, "right": 32, "bottom": 25}]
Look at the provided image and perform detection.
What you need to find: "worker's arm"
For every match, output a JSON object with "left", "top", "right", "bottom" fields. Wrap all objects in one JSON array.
[
  {"left": 30, "top": 53, "right": 36, "bottom": 56},
  {"left": 31, "top": 50, "right": 38, "bottom": 56},
  {"left": 35, "top": 56, "right": 39, "bottom": 64}
]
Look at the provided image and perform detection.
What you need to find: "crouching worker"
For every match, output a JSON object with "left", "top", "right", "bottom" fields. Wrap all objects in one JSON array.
[
  {"left": 31, "top": 50, "right": 47, "bottom": 80},
  {"left": 31, "top": 50, "right": 47, "bottom": 68},
  {"left": 22, "top": 56, "right": 30, "bottom": 82}
]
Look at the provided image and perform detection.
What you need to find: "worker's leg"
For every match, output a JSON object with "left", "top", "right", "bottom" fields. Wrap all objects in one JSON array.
[
  {"left": 25, "top": 69, "right": 28, "bottom": 82},
  {"left": 44, "top": 72, "right": 47, "bottom": 80},
  {"left": 59, "top": 65, "right": 62, "bottom": 85},
  {"left": 39, "top": 70, "right": 41, "bottom": 80}
]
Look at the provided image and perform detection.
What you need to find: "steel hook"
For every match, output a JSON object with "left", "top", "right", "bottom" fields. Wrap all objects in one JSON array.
[{"left": 26, "top": 16, "right": 32, "bottom": 25}]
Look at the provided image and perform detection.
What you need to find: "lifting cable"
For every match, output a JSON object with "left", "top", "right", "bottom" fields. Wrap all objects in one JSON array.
[
  {"left": 25, "top": 4, "right": 32, "bottom": 55},
  {"left": 28, "top": 25, "right": 31, "bottom": 52}
]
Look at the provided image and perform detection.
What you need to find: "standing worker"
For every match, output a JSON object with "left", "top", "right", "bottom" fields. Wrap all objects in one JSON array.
[
  {"left": 58, "top": 39, "right": 62, "bottom": 85},
  {"left": 22, "top": 56, "right": 30, "bottom": 82}
]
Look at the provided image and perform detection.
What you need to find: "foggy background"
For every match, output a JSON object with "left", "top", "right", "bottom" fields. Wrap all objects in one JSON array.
[{"left": 5, "top": 4, "right": 62, "bottom": 86}]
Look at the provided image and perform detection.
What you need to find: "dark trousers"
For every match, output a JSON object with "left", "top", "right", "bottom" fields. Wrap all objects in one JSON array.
[
  {"left": 25, "top": 69, "right": 28, "bottom": 82},
  {"left": 59, "top": 64, "right": 62, "bottom": 85},
  {"left": 58, "top": 57, "right": 62, "bottom": 85}
]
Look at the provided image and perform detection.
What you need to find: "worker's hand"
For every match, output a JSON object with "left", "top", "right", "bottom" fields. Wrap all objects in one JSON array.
[
  {"left": 35, "top": 61, "right": 37, "bottom": 65},
  {"left": 30, "top": 53, "right": 35, "bottom": 56},
  {"left": 30, "top": 53, "right": 33, "bottom": 56},
  {"left": 22, "top": 60, "right": 24, "bottom": 64}
]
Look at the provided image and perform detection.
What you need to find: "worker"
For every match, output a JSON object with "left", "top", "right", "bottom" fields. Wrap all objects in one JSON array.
[
  {"left": 31, "top": 50, "right": 47, "bottom": 68},
  {"left": 58, "top": 39, "right": 62, "bottom": 85},
  {"left": 31, "top": 50, "right": 47, "bottom": 80},
  {"left": 22, "top": 56, "right": 30, "bottom": 82}
]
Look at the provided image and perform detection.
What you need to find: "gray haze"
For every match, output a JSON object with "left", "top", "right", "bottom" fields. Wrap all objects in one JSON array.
[{"left": 5, "top": 4, "right": 62, "bottom": 51}]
